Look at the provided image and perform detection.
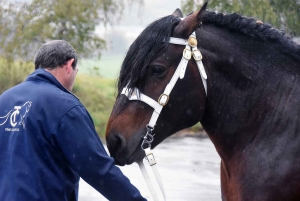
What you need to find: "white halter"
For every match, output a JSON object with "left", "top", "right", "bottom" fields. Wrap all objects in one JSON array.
[
  {"left": 121, "top": 31, "right": 207, "bottom": 201},
  {"left": 121, "top": 31, "right": 207, "bottom": 131}
]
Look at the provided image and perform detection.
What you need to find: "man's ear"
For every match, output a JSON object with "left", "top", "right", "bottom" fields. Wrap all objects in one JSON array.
[{"left": 66, "top": 59, "right": 74, "bottom": 74}]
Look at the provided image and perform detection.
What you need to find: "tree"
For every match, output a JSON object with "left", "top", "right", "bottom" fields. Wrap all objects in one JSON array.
[
  {"left": 0, "top": 0, "right": 143, "bottom": 62},
  {"left": 0, "top": 0, "right": 143, "bottom": 93},
  {"left": 181, "top": 0, "right": 300, "bottom": 37}
]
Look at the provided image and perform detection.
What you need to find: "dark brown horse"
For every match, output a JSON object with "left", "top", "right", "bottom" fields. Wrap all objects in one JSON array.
[{"left": 106, "top": 2, "right": 300, "bottom": 200}]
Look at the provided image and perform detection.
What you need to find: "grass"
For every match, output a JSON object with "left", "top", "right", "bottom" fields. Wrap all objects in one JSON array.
[
  {"left": 0, "top": 58, "right": 34, "bottom": 93},
  {"left": 0, "top": 57, "right": 117, "bottom": 138},
  {"left": 72, "top": 74, "right": 117, "bottom": 136},
  {"left": 0, "top": 54, "right": 203, "bottom": 138},
  {"left": 78, "top": 54, "right": 124, "bottom": 78}
]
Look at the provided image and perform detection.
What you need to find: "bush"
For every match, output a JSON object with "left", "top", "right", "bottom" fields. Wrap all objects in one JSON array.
[
  {"left": 72, "top": 74, "right": 116, "bottom": 137},
  {"left": 0, "top": 59, "right": 116, "bottom": 138},
  {"left": 0, "top": 60, "right": 202, "bottom": 138},
  {"left": 0, "top": 58, "right": 34, "bottom": 94}
]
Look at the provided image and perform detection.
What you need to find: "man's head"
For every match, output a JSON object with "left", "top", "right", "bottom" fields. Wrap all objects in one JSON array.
[
  {"left": 34, "top": 40, "right": 78, "bottom": 91},
  {"left": 34, "top": 40, "right": 77, "bottom": 70}
]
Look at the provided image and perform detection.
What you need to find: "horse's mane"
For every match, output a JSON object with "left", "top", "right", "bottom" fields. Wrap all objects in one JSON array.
[
  {"left": 118, "top": 11, "right": 300, "bottom": 94},
  {"left": 202, "top": 11, "right": 300, "bottom": 61},
  {"left": 117, "top": 15, "right": 181, "bottom": 94}
]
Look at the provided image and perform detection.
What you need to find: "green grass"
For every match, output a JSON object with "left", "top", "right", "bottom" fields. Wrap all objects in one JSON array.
[
  {"left": 78, "top": 54, "right": 124, "bottom": 78},
  {"left": 72, "top": 74, "right": 117, "bottom": 137},
  {"left": 0, "top": 58, "right": 34, "bottom": 94},
  {"left": 1, "top": 55, "right": 203, "bottom": 138},
  {"left": 0, "top": 57, "right": 116, "bottom": 138}
]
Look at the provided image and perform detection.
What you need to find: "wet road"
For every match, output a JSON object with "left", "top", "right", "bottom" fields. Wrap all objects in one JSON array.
[{"left": 79, "top": 137, "right": 221, "bottom": 201}]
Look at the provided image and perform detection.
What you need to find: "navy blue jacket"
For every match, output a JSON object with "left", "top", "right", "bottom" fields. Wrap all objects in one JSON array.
[{"left": 0, "top": 69, "right": 146, "bottom": 201}]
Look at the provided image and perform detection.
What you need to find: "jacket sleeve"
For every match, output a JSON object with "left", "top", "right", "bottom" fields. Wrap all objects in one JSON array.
[{"left": 52, "top": 105, "right": 147, "bottom": 201}]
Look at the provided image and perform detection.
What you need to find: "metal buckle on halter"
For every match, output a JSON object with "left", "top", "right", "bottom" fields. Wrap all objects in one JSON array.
[
  {"left": 146, "top": 152, "right": 157, "bottom": 166},
  {"left": 158, "top": 94, "right": 169, "bottom": 106},
  {"left": 192, "top": 49, "right": 203, "bottom": 61},
  {"left": 188, "top": 35, "right": 197, "bottom": 47},
  {"left": 183, "top": 48, "right": 192, "bottom": 60}
]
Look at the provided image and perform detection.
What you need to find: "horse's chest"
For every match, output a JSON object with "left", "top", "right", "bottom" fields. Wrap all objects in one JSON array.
[{"left": 221, "top": 148, "right": 300, "bottom": 201}]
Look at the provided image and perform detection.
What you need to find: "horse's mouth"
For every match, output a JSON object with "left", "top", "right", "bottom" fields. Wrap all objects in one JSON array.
[{"left": 126, "top": 145, "right": 145, "bottom": 165}]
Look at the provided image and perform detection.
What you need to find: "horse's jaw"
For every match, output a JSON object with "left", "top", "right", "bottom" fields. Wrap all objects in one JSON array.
[
  {"left": 106, "top": 129, "right": 147, "bottom": 166},
  {"left": 125, "top": 147, "right": 145, "bottom": 165}
]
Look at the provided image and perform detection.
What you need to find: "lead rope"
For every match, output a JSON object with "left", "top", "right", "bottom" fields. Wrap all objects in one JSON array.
[
  {"left": 138, "top": 126, "right": 166, "bottom": 201},
  {"left": 138, "top": 149, "right": 166, "bottom": 201},
  {"left": 122, "top": 31, "right": 207, "bottom": 201}
]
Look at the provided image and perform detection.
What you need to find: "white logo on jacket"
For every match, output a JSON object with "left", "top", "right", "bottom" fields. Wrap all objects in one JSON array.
[{"left": 0, "top": 101, "right": 32, "bottom": 131}]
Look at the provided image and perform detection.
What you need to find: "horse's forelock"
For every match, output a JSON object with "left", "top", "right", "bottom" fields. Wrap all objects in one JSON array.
[{"left": 117, "top": 15, "right": 181, "bottom": 95}]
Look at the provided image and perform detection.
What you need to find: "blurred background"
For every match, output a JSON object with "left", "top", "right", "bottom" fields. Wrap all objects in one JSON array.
[
  {"left": 0, "top": 0, "right": 299, "bottom": 137},
  {"left": 0, "top": 0, "right": 299, "bottom": 200}
]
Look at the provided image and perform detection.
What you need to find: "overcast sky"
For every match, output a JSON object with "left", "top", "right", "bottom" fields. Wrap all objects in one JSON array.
[{"left": 97, "top": 0, "right": 182, "bottom": 54}]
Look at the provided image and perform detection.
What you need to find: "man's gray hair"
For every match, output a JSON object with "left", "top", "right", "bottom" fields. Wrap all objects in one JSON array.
[{"left": 34, "top": 40, "right": 78, "bottom": 70}]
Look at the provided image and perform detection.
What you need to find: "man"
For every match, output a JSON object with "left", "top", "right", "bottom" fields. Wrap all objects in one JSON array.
[{"left": 0, "top": 40, "right": 146, "bottom": 201}]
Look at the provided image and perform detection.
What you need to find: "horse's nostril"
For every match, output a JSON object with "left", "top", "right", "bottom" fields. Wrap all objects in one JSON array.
[
  {"left": 107, "top": 133, "right": 125, "bottom": 158},
  {"left": 115, "top": 134, "right": 123, "bottom": 149}
]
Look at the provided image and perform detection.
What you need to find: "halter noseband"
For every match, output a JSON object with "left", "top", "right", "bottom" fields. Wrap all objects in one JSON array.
[{"left": 121, "top": 31, "right": 207, "bottom": 149}]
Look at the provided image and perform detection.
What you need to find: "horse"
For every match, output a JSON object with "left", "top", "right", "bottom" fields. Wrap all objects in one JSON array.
[{"left": 105, "top": 2, "right": 300, "bottom": 200}]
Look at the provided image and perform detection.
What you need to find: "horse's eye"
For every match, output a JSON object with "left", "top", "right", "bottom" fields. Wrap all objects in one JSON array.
[{"left": 152, "top": 66, "right": 166, "bottom": 75}]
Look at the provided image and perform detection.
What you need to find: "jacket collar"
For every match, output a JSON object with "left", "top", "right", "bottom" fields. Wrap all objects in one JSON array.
[{"left": 26, "top": 69, "right": 79, "bottom": 100}]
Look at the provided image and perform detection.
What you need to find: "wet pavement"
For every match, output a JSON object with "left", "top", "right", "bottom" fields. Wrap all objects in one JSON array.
[{"left": 79, "top": 137, "right": 221, "bottom": 201}]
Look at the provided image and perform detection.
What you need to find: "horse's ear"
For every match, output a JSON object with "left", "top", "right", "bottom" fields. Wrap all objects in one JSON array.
[
  {"left": 172, "top": 8, "right": 183, "bottom": 18},
  {"left": 197, "top": 1, "right": 208, "bottom": 21},
  {"left": 173, "top": 2, "right": 208, "bottom": 38}
]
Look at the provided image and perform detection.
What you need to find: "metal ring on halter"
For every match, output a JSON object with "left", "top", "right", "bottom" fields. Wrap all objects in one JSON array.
[
  {"left": 141, "top": 125, "right": 155, "bottom": 149},
  {"left": 141, "top": 133, "right": 154, "bottom": 149}
]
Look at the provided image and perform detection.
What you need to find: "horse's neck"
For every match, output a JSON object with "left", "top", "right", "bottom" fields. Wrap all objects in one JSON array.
[{"left": 199, "top": 27, "right": 300, "bottom": 160}]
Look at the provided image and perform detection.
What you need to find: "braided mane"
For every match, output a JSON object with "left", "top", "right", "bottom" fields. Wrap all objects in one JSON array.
[
  {"left": 117, "top": 11, "right": 300, "bottom": 95},
  {"left": 202, "top": 12, "right": 300, "bottom": 60}
]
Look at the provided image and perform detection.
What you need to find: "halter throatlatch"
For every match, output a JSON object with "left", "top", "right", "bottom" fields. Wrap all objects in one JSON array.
[{"left": 121, "top": 31, "right": 208, "bottom": 201}]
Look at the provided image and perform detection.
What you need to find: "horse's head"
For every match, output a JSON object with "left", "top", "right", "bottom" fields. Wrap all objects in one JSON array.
[
  {"left": 24, "top": 101, "right": 32, "bottom": 110},
  {"left": 106, "top": 3, "right": 209, "bottom": 165}
]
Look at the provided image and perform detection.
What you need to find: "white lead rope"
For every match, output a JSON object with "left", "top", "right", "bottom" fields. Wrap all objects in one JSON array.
[{"left": 138, "top": 148, "right": 166, "bottom": 201}]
